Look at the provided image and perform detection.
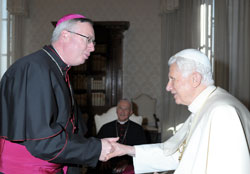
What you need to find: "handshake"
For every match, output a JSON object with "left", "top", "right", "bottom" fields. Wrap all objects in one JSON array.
[{"left": 99, "top": 137, "right": 135, "bottom": 161}]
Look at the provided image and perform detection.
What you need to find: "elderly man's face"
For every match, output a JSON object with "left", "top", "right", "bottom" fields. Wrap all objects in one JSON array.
[
  {"left": 116, "top": 100, "right": 132, "bottom": 122},
  {"left": 166, "top": 63, "right": 194, "bottom": 106},
  {"left": 63, "top": 22, "right": 95, "bottom": 66}
]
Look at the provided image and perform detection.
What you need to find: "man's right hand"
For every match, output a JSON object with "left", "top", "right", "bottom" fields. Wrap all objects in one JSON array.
[
  {"left": 99, "top": 137, "right": 119, "bottom": 161},
  {"left": 106, "top": 142, "right": 136, "bottom": 160}
]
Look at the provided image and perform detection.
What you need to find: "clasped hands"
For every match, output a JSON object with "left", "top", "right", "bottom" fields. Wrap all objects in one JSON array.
[{"left": 99, "top": 137, "right": 135, "bottom": 161}]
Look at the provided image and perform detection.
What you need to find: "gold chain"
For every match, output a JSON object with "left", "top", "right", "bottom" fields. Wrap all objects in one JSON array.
[
  {"left": 177, "top": 87, "right": 217, "bottom": 162},
  {"left": 178, "top": 139, "right": 187, "bottom": 161}
]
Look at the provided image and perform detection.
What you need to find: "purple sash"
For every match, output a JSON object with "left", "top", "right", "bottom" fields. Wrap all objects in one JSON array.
[{"left": 0, "top": 138, "right": 67, "bottom": 174}]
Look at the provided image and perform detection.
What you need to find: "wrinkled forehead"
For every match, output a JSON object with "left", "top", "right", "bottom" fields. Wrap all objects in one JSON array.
[
  {"left": 169, "top": 62, "right": 181, "bottom": 73},
  {"left": 168, "top": 63, "right": 188, "bottom": 80},
  {"left": 117, "top": 101, "right": 131, "bottom": 109}
]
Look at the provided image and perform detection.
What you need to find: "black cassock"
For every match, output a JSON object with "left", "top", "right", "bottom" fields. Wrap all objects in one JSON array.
[{"left": 0, "top": 45, "right": 101, "bottom": 173}]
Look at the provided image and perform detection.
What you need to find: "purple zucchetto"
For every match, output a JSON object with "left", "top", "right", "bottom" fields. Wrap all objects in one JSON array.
[{"left": 56, "top": 14, "right": 86, "bottom": 27}]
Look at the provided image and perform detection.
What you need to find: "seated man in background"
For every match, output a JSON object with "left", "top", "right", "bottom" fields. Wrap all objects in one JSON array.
[{"left": 90, "top": 99, "right": 147, "bottom": 174}]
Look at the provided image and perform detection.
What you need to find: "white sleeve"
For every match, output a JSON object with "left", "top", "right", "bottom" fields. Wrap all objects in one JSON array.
[{"left": 133, "top": 143, "right": 179, "bottom": 174}]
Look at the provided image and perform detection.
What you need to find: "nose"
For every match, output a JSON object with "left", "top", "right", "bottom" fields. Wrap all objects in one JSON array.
[
  {"left": 120, "top": 110, "right": 126, "bottom": 115},
  {"left": 166, "top": 81, "right": 172, "bottom": 92},
  {"left": 88, "top": 43, "right": 95, "bottom": 52}
]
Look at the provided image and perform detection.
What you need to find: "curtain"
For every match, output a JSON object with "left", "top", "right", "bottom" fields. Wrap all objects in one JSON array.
[
  {"left": 7, "top": 0, "right": 28, "bottom": 61},
  {"left": 214, "top": 0, "right": 250, "bottom": 109},
  {"left": 160, "top": 0, "right": 202, "bottom": 141},
  {"left": 161, "top": 0, "right": 250, "bottom": 141}
]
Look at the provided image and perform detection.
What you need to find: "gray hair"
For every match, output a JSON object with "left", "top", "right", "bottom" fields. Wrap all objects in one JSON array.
[
  {"left": 168, "top": 56, "right": 214, "bottom": 86},
  {"left": 51, "top": 18, "right": 93, "bottom": 43},
  {"left": 117, "top": 98, "right": 133, "bottom": 111}
]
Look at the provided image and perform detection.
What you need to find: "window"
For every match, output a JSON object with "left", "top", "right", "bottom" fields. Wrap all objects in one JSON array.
[
  {"left": 200, "top": 0, "right": 215, "bottom": 72},
  {"left": 0, "top": 0, "right": 12, "bottom": 78}
]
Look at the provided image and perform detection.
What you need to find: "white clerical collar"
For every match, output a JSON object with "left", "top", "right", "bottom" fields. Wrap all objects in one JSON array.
[
  {"left": 117, "top": 119, "right": 129, "bottom": 125},
  {"left": 188, "top": 85, "right": 216, "bottom": 114}
]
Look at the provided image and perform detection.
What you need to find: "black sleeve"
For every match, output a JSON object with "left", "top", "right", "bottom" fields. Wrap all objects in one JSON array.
[
  {"left": 97, "top": 126, "right": 106, "bottom": 139},
  {"left": 97, "top": 126, "right": 110, "bottom": 139},
  {"left": 136, "top": 126, "right": 147, "bottom": 144},
  {"left": 97, "top": 121, "right": 117, "bottom": 139},
  {"left": 127, "top": 122, "right": 148, "bottom": 145},
  {"left": 23, "top": 115, "right": 102, "bottom": 167}
]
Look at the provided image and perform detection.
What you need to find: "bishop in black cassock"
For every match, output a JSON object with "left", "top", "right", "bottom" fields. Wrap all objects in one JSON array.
[
  {"left": 0, "top": 14, "right": 113, "bottom": 174},
  {"left": 88, "top": 99, "right": 147, "bottom": 174}
]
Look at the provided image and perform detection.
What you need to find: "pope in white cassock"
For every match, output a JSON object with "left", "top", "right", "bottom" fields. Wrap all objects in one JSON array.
[{"left": 108, "top": 48, "right": 250, "bottom": 174}]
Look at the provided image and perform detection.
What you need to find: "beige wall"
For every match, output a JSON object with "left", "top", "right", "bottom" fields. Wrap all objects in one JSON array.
[{"left": 21, "top": 0, "right": 163, "bottom": 126}]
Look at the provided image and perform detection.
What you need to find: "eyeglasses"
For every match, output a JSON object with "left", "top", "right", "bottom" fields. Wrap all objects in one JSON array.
[{"left": 67, "top": 30, "right": 96, "bottom": 45}]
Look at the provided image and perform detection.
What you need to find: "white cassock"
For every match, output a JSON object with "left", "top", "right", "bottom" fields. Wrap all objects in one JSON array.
[{"left": 133, "top": 86, "right": 250, "bottom": 174}]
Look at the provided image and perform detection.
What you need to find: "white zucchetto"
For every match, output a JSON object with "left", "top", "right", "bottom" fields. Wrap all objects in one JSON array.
[{"left": 170, "top": 49, "right": 211, "bottom": 68}]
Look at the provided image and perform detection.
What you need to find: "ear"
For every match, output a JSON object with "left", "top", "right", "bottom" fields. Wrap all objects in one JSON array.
[
  {"left": 61, "top": 30, "right": 70, "bottom": 41},
  {"left": 192, "top": 72, "right": 202, "bottom": 88}
]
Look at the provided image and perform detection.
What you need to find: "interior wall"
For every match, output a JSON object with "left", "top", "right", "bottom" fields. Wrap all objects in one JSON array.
[{"left": 21, "top": 0, "right": 163, "bottom": 127}]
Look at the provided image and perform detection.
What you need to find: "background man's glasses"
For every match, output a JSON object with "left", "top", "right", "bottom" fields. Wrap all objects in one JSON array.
[{"left": 67, "top": 30, "right": 95, "bottom": 45}]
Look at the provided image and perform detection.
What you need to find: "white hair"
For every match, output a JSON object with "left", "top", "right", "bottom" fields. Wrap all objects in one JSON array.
[{"left": 168, "top": 55, "right": 214, "bottom": 86}]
